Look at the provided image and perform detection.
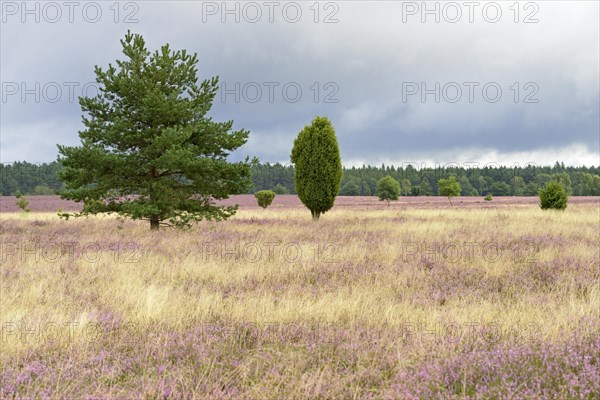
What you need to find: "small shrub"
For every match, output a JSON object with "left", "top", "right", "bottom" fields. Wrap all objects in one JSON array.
[
  {"left": 15, "top": 194, "right": 31, "bottom": 213},
  {"left": 254, "top": 190, "right": 276, "bottom": 209},
  {"left": 484, "top": 195, "right": 493, "bottom": 201},
  {"left": 539, "top": 181, "right": 568, "bottom": 210}
]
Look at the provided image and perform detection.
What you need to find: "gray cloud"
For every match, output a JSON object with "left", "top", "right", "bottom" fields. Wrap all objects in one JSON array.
[{"left": 1, "top": 1, "right": 598, "bottom": 166}]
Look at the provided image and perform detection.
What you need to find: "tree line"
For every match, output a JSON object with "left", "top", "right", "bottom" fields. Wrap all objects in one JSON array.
[
  {"left": 251, "top": 161, "right": 600, "bottom": 196},
  {"left": 4, "top": 160, "right": 599, "bottom": 197}
]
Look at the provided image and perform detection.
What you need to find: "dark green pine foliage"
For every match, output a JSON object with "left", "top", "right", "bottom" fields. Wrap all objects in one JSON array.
[
  {"left": 57, "top": 31, "right": 254, "bottom": 230},
  {"left": 291, "top": 116, "right": 342, "bottom": 221}
]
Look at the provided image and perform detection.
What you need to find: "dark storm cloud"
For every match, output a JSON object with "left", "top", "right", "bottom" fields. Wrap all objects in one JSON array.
[{"left": 1, "top": 1, "right": 598, "bottom": 166}]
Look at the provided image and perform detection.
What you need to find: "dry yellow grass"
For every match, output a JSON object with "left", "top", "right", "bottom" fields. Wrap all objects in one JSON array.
[{"left": 1, "top": 202, "right": 599, "bottom": 397}]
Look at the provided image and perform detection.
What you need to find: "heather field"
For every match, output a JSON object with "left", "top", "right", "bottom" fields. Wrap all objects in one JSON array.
[
  {"left": 1, "top": 197, "right": 599, "bottom": 398},
  {"left": 2, "top": 194, "right": 600, "bottom": 213}
]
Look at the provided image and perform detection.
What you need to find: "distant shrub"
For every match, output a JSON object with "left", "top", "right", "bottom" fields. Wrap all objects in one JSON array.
[
  {"left": 254, "top": 190, "right": 276, "bottom": 209},
  {"left": 539, "top": 181, "right": 568, "bottom": 210},
  {"left": 484, "top": 195, "right": 493, "bottom": 201},
  {"left": 15, "top": 194, "right": 31, "bottom": 213},
  {"left": 272, "top": 184, "right": 290, "bottom": 195},
  {"left": 376, "top": 176, "right": 400, "bottom": 205}
]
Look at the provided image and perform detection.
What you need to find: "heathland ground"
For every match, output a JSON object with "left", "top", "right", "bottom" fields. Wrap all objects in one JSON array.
[{"left": 1, "top": 196, "right": 598, "bottom": 398}]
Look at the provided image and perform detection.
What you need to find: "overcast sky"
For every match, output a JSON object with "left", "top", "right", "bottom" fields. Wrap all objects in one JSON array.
[{"left": 1, "top": 1, "right": 599, "bottom": 167}]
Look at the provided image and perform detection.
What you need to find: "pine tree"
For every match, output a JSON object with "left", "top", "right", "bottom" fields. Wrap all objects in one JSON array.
[{"left": 57, "top": 31, "right": 254, "bottom": 230}]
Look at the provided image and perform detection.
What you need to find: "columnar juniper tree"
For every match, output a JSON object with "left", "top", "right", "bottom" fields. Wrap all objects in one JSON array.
[
  {"left": 290, "top": 116, "right": 342, "bottom": 221},
  {"left": 57, "top": 31, "right": 254, "bottom": 230}
]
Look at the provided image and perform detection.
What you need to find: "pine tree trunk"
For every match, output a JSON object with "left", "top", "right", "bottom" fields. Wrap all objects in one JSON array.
[
  {"left": 311, "top": 210, "right": 320, "bottom": 221},
  {"left": 150, "top": 215, "right": 160, "bottom": 230}
]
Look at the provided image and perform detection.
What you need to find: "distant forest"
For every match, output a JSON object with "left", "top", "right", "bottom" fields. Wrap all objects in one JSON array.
[{"left": 2, "top": 161, "right": 600, "bottom": 197}]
